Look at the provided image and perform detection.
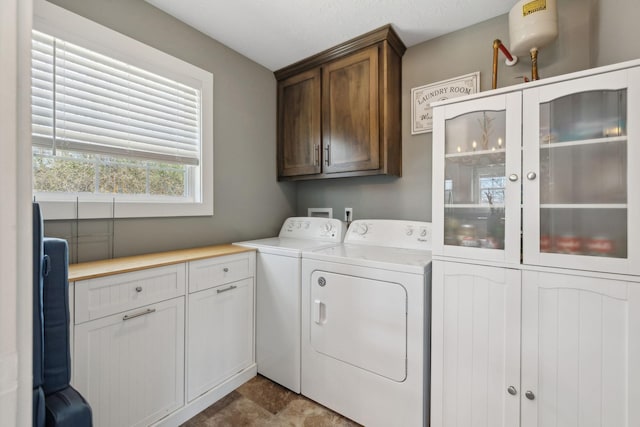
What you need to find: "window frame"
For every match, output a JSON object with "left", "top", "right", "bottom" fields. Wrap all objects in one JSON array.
[{"left": 33, "top": 0, "right": 213, "bottom": 220}]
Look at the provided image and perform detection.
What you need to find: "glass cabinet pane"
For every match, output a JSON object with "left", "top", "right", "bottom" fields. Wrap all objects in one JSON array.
[
  {"left": 538, "top": 89, "right": 627, "bottom": 258},
  {"left": 444, "top": 110, "right": 506, "bottom": 250}
]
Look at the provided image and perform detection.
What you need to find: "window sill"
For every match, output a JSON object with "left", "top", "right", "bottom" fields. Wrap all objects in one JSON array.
[{"left": 37, "top": 198, "right": 213, "bottom": 220}]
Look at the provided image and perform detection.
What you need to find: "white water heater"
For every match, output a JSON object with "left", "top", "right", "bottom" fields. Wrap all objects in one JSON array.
[{"left": 509, "top": 0, "right": 558, "bottom": 55}]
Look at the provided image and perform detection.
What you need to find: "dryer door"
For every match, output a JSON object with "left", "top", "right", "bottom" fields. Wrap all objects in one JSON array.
[{"left": 310, "top": 270, "right": 407, "bottom": 381}]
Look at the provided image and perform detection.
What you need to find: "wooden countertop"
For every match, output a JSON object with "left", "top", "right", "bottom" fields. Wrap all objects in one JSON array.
[{"left": 69, "top": 244, "right": 255, "bottom": 281}]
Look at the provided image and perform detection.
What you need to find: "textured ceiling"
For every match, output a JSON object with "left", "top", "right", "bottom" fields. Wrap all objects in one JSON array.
[{"left": 145, "top": 0, "right": 515, "bottom": 71}]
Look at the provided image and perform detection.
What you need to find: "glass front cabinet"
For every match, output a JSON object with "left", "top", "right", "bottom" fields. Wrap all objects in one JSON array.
[
  {"left": 432, "top": 92, "right": 523, "bottom": 264},
  {"left": 433, "top": 65, "right": 640, "bottom": 275},
  {"left": 522, "top": 68, "right": 640, "bottom": 275}
]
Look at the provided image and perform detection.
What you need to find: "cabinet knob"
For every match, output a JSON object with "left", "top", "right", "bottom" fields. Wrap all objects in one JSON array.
[
  {"left": 223, "top": 267, "right": 229, "bottom": 273},
  {"left": 525, "top": 390, "right": 536, "bottom": 400},
  {"left": 508, "top": 174, "right": 519, "bottom": 182},
  {"left": 526, "top": 171, "right": 537, "bottom": 180},
  {"left": 135, "top": 286, "right": 143, "bottom": 293},
  {"left": 507, "top": 386, "right": 517, "bottom": 396}
]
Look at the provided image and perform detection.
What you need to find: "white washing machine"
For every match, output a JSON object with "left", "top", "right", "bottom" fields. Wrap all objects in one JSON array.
[
  {"left": 301, "top": 219, "right": 432, "bottom": 427},
  {"left": 234, "top": 217, "right": 346, "bottom": 393}
]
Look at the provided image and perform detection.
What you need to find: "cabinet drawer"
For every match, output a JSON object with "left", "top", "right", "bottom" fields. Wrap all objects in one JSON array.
[
  {"left": 74, "top": 263, "right": 186, "bottom": 324},
  {"left": 189, "top": 252, "right": 254, "bottom": 293}
]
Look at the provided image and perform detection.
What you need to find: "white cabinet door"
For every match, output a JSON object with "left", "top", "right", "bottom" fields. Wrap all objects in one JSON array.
[
  {"left": 432, "top": 92, "right": 522, "bottom": 264},
  {"left": 521, "top": 271, "right": 640, "bottom": 427},
  {"left": 522, "top": 67, "right": 640, "bottom": 275},
  {"left": 431, "top": 260, "right": 521, "bottom": 427},
  {"left": 187, "top": 277, "right": 254, "bottom": 402},
  {"left": 74, "top": 297, "right": 185, "bottom": 427}
]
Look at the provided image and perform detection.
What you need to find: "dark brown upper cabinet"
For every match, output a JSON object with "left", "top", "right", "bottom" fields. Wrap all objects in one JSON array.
[{"left": 275, "top": 25, "right": 406, "bottom": 181}]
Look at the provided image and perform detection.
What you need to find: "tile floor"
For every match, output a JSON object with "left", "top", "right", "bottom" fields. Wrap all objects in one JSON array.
[{"left": 180, "top": 375, "right": 362, "bottom": 427}]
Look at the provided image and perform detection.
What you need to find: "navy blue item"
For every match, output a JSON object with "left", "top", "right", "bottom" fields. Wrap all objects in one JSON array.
[
  {"left": 33, "top": 203, "right": 46, "bottom": 427},
  {"left": 33, "top": 203, "right": 92, "bottom": 427},
  {"left": 42, "top": 238, "right": 72, "bottom": 395},
  {"left": 45, "top": 383, "right": 93, "bottom": 427}
]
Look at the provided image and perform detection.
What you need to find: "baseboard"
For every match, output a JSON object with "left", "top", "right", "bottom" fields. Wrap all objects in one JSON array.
[{"left": 151, "top": 364, "right": 257, "bottom": 427}]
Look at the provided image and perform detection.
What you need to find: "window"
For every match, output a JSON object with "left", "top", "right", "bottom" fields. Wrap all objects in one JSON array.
[
  {"left": 475, "top": 165, "right": 506, "bottom": 205},
  {"left": 33, "top": 0, "right": 213, "bottom": 219}
]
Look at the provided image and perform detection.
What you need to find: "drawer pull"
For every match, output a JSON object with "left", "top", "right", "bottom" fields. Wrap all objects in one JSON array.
[
  {"left": 123, "top": 308, "right": 156, "bottom": 321},
  {"left": 223, "top": 267, "right": 229, "bottom": 273},
  {"left": 135, "top": 286, "right": 143, "bottom": 293},
  {"left": 217, "top": 285, "right": 237, "bottom": 294}
]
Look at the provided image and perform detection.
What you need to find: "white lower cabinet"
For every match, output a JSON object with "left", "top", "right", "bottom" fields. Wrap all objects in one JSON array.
[
  {"left": 71, "top": 249, "right": 257, "bottom": 427},
  {"left": 431, "top": 260, "right": 521, "bottom": 427},
  {"left": 74, "top": 297, "right": 185, "bottom": 427},
  {"left": 432, "top": 260, "right": 640, "bottom": 427},
  {"left": 521, "top": 271, "right": 640, "bottom": 427},
  {"left": 187, "top": 277, "right": 254, "bottom": 402}
]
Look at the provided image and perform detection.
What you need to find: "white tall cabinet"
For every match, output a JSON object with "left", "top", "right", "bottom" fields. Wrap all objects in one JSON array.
[{"left": 431, "top": 60, "right": 640, "bottom": 427}]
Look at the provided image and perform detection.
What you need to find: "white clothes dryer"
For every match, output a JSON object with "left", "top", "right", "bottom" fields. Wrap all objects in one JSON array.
[
  {"left": 234, "top": 217, "right": 346, "bottom": 393},
  {"left": 301, "top": 219, "right": 432, "bottom": 427}
]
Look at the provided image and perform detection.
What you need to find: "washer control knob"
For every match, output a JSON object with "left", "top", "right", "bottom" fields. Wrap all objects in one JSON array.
[
  {"left": 317, "top": 277, "right": 327, "bottom": 287},
  {"left": 354, "top": 223, "right": 368, "bottom": 235},
  {"left": 406, "top": 228, "right": 414, "bottom": 236},
  {"left": 324, "top": 222, "right": 333, "bottom": 232},
  {"left": 421, "top": 229, "right": 428, "bottom": 237}
]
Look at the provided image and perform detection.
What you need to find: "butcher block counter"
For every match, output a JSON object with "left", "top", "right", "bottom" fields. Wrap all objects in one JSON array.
[{"left": 68, "top": 243, "right": 255, "bottom": 281}]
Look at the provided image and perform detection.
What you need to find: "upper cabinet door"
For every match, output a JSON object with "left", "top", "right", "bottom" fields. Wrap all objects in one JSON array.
[
  {"left": 522, "top": 67, "right": 640, "bottom": 275},
  {"left": 432, "top": 92, "right": 522, "bottom": 264},
  {"left": 322, "top": 46, "right": 380, "bottom": 174},
  {"left": 277, "top": 68, "right": 322, "bottom": 177}
]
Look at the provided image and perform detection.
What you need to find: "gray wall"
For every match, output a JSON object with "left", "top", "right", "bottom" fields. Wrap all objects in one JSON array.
[
  {"left": 594, "top": 0, "right": 640, "bottom": 66},
  {"left": 296, "top": 0, "right": 603, "bottom": 222},
  {"left": 44, "top": 0, "right": 640, "bottom": 261},
  {"left": 44, "top": 0, "right": 296, "bottom": 262}
]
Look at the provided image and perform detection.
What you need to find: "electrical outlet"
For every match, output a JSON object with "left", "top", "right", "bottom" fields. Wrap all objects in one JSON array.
[{"left": 344, "top": 207, "right": 353, "bottom": 222}]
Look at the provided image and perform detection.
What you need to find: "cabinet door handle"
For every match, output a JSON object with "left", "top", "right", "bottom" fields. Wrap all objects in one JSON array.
[
  {"left": 508, "top": 174, "right": 519, "bottom": 182},
  {"left": 217, "top": 285, "right": 237, "bottom": 294},
  {"left": 314, "top": 144, "right": 320, "bottom": 166},
  {"left": 527, "top": 171, "right": 537, "bottom": 181},
  {"left": 135, "top": 286, "right": 143, "bottom": 293},
  {"left": 123, "top": 308, "right": 156, "bottom": 321},
  {"left": 507, "top": 386, "right": 517, "bottom": 395},
  {"left": 223, "top": 267, "right": 229, "bottom": 273},
  {"left": 525, "top": 390, "right": 536, "bottom": 400},
  {"left": 324, "top": 144, "right": 330, "bottom": 166}
]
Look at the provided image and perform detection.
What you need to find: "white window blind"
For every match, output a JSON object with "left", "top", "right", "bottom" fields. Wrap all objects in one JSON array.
[{"left": 31, "top": 30, "right": 201, "bottom": 166}]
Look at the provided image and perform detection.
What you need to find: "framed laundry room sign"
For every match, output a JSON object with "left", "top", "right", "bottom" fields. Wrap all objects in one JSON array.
[{"left": 411, "top": 72, "right": 480, "bottom": 134}]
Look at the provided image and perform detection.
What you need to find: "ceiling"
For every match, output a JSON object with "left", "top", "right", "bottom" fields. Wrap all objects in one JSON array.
[{"left": 145, "top": 0, "right": 516, "bottom": 71}]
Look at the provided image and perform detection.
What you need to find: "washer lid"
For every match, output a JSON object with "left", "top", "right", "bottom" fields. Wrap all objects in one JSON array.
[
  {"left": 235, "top": 237, "right": 342, "bottom": 256},
  {"left": 305, "top": 244, "right": 432, "bottom": 274}
]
